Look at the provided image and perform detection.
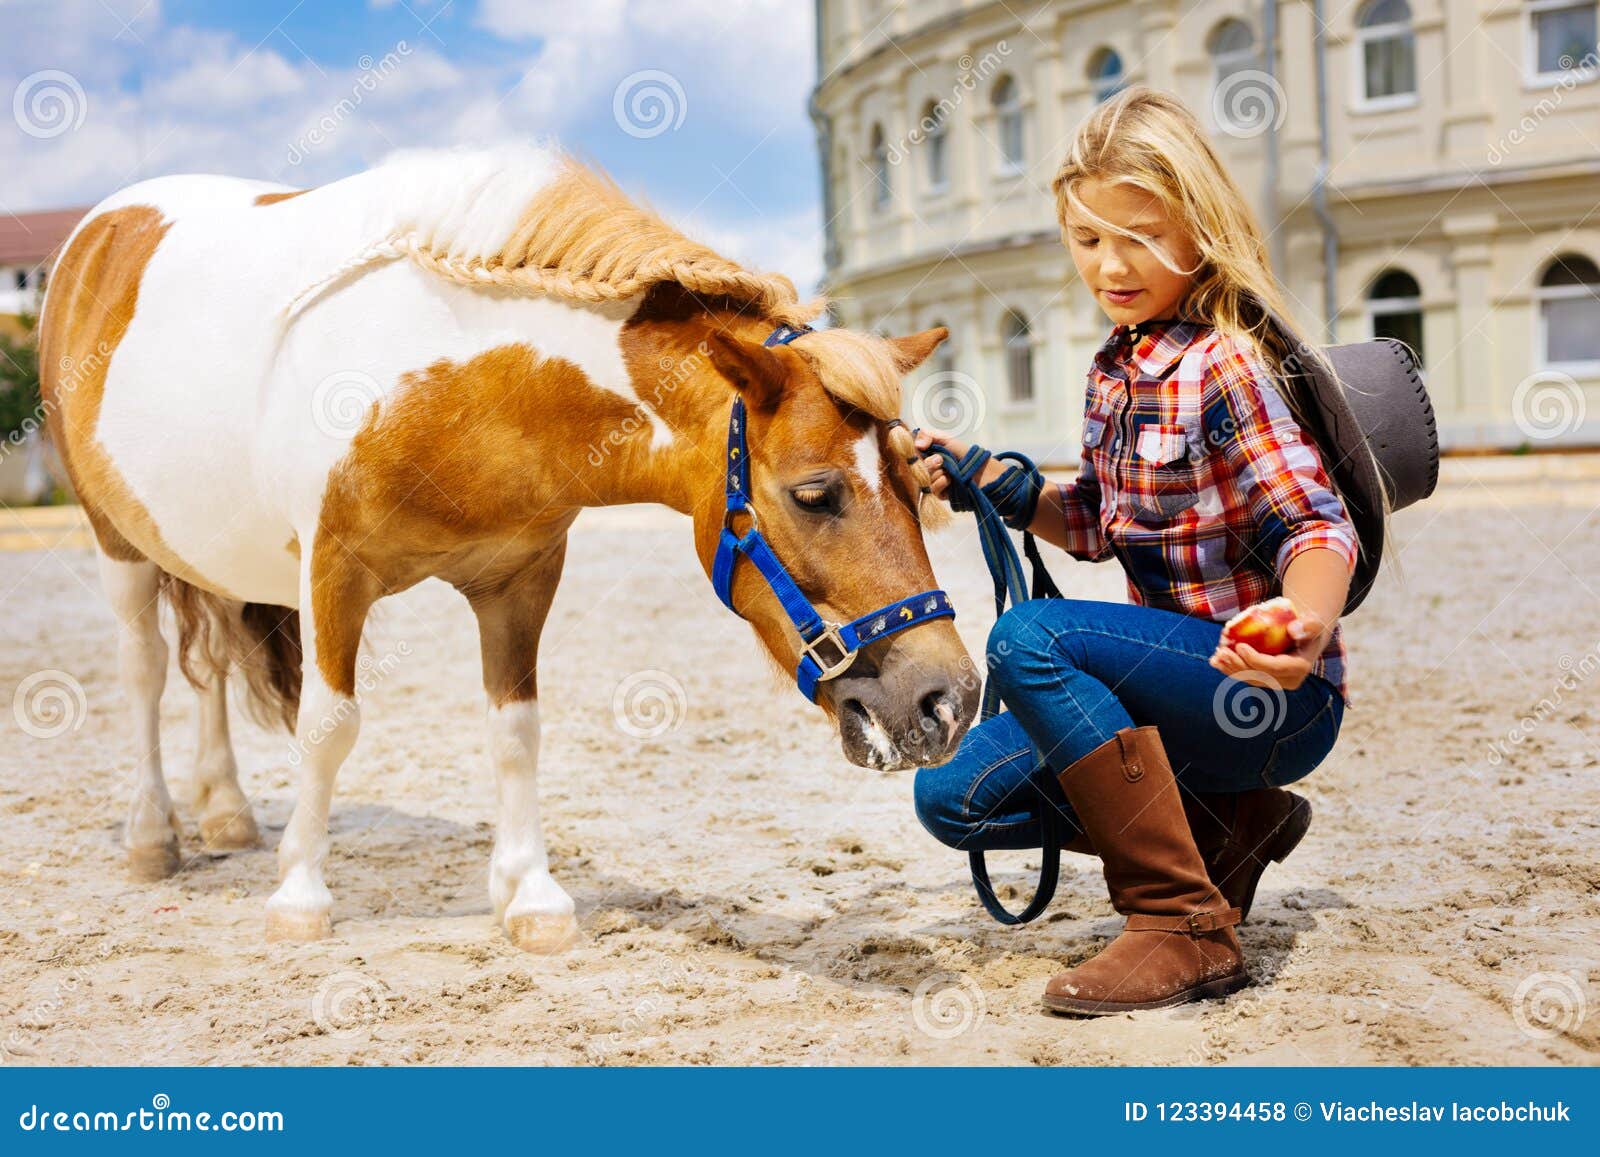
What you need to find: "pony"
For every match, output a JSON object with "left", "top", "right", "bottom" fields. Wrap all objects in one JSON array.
[{"left": 37, "top": 143, "right": 978, "bottom": 951}]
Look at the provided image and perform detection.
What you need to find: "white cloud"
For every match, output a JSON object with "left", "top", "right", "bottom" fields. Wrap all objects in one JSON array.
[
  {"left": 475, "top": 0, "right": 813, "bottom": 137},
  {"left": 0, "top": 0, "right": 824, "bottom": 295}
]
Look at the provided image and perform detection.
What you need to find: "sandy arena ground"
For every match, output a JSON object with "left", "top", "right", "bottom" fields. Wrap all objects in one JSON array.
[{"left": 2, "top": 454, "right": 1597, "bottom": 1066}]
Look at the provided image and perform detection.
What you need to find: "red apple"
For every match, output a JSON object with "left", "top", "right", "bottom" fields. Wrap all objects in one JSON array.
[{"left": 1222, "top": 597, "right": 1300, "bottom": 656}]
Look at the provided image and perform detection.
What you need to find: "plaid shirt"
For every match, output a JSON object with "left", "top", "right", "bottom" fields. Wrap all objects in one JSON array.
[{"left": 1054, "top": 319, "right": 1359, "bottom": 705}]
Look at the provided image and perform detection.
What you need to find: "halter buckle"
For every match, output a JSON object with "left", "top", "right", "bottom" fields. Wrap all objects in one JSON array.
[
  {"left": 722, "top": 503, "right": 758, "bottom": 534},
  {"left": 801, "top": 623, "right": 855, "bottom": 683}
]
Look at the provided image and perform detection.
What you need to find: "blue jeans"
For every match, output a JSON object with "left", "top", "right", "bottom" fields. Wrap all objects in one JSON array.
[{"left": 914, "top": 598, "right": 1344, "bottom": 851}]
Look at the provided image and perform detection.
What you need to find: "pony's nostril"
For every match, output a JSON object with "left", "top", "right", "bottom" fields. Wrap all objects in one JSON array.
[{"left": 918, "top": 688, "right": 954, "bottom": 736}]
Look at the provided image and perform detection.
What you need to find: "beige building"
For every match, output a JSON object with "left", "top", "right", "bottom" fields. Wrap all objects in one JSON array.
[{"left": 810, "top": 0, "right": 1600, "bottom": 459}]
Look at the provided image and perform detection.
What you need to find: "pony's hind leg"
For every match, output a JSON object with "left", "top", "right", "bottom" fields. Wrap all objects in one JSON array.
[
  {"left": 161, "top": 583, "right": 261, "bottom": 852},
  {"left": 462, "top": 542, "right": 576, "bottom": 953},
  {"left": 191, "top": 663, "right": 260, "bottom": 851},
  {"left": 97, "top": 552, "right": 183, "bottom": 881}
]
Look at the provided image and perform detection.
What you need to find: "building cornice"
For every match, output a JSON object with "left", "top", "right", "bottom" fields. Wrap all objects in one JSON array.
[
  {"left": 1329, "top": 157, "right": 1600, "bottom": 201},
  {"left": 822, "top": 226, "right": 1063, "bottom": 294}
]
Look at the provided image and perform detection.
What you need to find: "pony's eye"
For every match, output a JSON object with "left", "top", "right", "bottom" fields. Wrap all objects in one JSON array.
[{"left": 791, "top": 486, "right": 831, "bottom": 509}]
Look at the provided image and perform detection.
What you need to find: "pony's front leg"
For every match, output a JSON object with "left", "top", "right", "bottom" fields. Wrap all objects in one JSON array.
[
  {"left": 463, "top": 545, "right": 576, "bottom": 953},
  {"left": 487, "top": 699, "right": 576, "bottom": 952},
  {"left": 265, "top": 553, "right": 376, "bottom": 942}
]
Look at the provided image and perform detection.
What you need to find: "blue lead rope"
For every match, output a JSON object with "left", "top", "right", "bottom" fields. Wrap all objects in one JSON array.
[{"left": 924, "top": 441, "right": 1065, "bottom": 926}]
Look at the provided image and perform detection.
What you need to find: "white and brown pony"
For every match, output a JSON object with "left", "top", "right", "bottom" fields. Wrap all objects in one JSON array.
[{"left": 37, "top": 144, "right": 977, "bottom": 951}]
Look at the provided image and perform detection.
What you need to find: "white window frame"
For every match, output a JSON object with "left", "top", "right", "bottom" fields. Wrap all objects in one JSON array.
[
  {"left": 992, "top": 76, "right": 1026, "bottom": 177},
  {"left": 1089, "top": 46, "right": 1125, "bottom": 104},
  {"left": 921, "top": 102, "right": 950, "bottom": 197},
  {"left": 1209, "top": 20, "right": 1262, "bottom": 134},
  {"left": 868, "top": 124, "right": 891, "bottom": 215},
  {"left": 1001, "top": 309, "right": 1037, "bottom": 410},
  {"left": 1535, "top": 258, "right": 1600, "bottom": 376},
  {"left": 1523, "top": 0, "right": 1600, "bottom": 85},
  {"left": 1365, "top": 273, "right": 1425, "bottom": 364},
  {"left": 1352, "top": 0, "right": 1419, "bottom": 112}
]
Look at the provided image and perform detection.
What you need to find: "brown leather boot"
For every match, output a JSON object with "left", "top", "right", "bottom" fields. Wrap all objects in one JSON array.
[
  {"left": 1043, "top": 726, "right": 1250, "bottom": 1016},
  {"left": 1181, "top": 789, "right": 1312, "bottom": 922},
  {"left": 1061, "top": 788, "right": 1312, "bottom": 923}
]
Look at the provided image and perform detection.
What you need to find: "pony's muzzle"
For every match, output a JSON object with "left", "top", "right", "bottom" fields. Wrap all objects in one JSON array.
[{"left": 829, "top": 659, "right": 977, "bottom": 771}]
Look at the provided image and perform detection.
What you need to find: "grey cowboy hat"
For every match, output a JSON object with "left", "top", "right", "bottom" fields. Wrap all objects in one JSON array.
[{"left": 1265, "top": 315, "right": 1440, "bottom": 614}]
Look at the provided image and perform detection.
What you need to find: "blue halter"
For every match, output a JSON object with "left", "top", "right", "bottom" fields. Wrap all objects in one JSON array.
[{"left": 709, "top": 323, "right": 956, "bottom": 702}]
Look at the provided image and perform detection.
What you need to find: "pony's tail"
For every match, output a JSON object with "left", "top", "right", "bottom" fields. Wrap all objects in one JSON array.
[{"left": 158, "top": 574, "right": 302, "bottom": 733}]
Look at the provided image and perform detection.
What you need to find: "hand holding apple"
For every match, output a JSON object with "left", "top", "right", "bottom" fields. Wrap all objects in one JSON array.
[{"left": 1209, "top": 598, "right": 1330, "bottom": 692}]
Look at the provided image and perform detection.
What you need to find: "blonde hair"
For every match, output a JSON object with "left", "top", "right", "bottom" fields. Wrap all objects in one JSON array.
[{"left": 1052, "top": 85, "right": 1391, "bottom": 571}]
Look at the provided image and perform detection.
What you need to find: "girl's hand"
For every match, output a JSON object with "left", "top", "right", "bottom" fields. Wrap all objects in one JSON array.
[
  {"left": 1208, "top": 605, "right": 1330, "bottom": 692},
  {"left": 913, "top": 427, "right": 1006, "bottom": 500}
]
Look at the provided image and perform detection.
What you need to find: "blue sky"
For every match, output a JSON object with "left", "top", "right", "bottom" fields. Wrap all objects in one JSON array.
[{"left": 1, "top": 0, "right": 825, "bottom": 289}]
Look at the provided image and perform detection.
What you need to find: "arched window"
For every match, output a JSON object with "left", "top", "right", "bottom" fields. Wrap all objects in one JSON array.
[
  {"left": 1358, "top": 0, "right": 1417, "bottom": 104},
  {"left": 1208, "top": 20, "right": 1262, "bottom": 133},
  {"left": 1088, "top": 47, "right": 1125, "bottom": 103},
  {"left": 1537, "top": 253, "right": 1600, "bottom": 367},
  {"left": 920, "top": 100, "right": 949, "bottom": 193},
  {"left": 1003, "top": 310, "right": 1035, "bottom": 404},
  {"left": 1527, "top": 0, "right": 1599, "bottom": 79},
  {"left": 868, "top": 123, "right": 890, "bottom": 212},
  {"left": 992, "top": 75, "right": 1025, "bottom": 172},
  {"left": 1366, "top": 269, "right": 1424, "bottom": 366}
]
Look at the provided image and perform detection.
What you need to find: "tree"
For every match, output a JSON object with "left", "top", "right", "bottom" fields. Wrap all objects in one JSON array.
[{"left": 0, "top": 311, "right": 42, "bottom": 441}]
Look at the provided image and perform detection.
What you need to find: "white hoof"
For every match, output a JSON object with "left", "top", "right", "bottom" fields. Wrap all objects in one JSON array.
[
  {"left": 506, "top": 911, "right": 580, "bottom": 954},
  {"left": 127, "top": 842, "right": 181, "bottom": 881},
  {"left": 266, "top": 907, "right": 333, "bottom": 942}
]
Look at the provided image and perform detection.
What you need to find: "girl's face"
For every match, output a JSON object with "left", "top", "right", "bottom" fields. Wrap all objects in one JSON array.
[{"left": 1064, "top": 177, "right": 1200, "bottom": 328}]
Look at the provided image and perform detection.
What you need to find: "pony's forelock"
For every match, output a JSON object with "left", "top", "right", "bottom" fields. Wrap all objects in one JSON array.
[{"left": 792, "top": 328, "right": 904, "bottom": 423}]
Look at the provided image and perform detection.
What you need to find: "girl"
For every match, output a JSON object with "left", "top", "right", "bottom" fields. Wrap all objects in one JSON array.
[{"left": 913, "top": 86, "right": 1360, "bottom": 1016}]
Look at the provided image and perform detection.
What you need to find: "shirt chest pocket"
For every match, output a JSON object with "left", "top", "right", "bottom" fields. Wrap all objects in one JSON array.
[{"left": 1125, "top": 421, "right": 1202, "bottom": 524}]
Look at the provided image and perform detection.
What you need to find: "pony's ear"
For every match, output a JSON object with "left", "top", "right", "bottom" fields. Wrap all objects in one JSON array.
[
  {"left": 886, "top": 327, "right": 949, "bottom": 374},
  {"left": 706, "top": 332, "right": 787, "bottom": 410}
]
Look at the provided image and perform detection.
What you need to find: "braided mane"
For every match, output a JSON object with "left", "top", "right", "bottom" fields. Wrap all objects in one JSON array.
[{"left": 285, "top": 144, "right": 910, "bottom": 425}]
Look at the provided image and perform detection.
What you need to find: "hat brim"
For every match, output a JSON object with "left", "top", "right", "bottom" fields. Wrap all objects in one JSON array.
[{"left": 1265, "top": 318, "right": 1436, "bottom": 615}]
